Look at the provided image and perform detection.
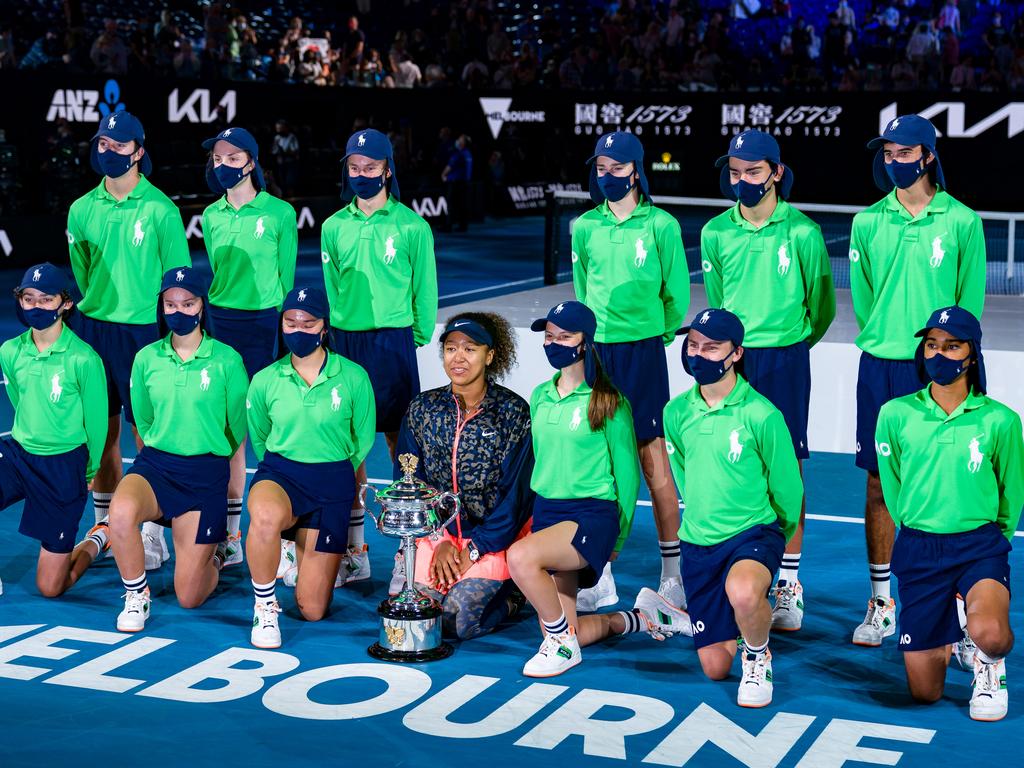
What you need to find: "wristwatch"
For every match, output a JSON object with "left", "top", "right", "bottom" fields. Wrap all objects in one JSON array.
[{"left": 467, "top": 540, "right": 480, "bottom": 563}]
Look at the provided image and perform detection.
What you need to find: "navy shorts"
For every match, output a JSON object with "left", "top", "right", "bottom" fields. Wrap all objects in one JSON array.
[
  {"left": 892, "top": 523, "right": 1012, "bottom": 652},
  {"left": 331, "top": 326, "right": 419, "bottom": 434},
  {"left": 681, "top": 523, "right": 785, "bottom": 650},
  {"left": 0, "top": 437, "right": 87, "bottom": 554},
  {"left": 251, "top": 451, "right": 356, "bottom": 554},
  {"left": 126, "top": 447, "right": 229, "bottom": 544},
  {"left": 743, "top": 342, "right": 811, "bottom": 459},
  {"left": 855, "top": 352, "right": 923, "bottom": 471},
  {"left": 71, "top": 312, "right": 159, "bottom": 425},
  {"left": 208, "top": 305, "right": 279, "bottom": 379},
  {"left": 593, "top": 336, "right": 670, "bottom": 441},
  {"left": 531, "top": 496, "right": 620, "bottom": 590}
]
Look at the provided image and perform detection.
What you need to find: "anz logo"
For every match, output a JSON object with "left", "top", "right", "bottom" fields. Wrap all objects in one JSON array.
[
  {"left": 47, "top": 79, "right": 124, "bottom": 122},
  {"left": 880, "top": 101, "right": 1024, "bottom": 139}
]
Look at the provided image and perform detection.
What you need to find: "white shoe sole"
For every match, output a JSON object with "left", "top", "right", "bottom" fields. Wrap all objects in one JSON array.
[
  {"left": 251, "top": 638, "right": 282, "bottom": 650},
  {"left": 523, "top": 655, "right": 582, "bottom": 678}
]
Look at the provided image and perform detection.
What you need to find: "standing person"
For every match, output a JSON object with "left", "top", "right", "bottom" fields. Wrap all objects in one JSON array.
[
  {"left": 67, "top": 110, "right": 191, "bottom": 574},
  {"left": 108, "top": 267, "right": 248, "bottom": 632},
  {"left": 508, "top": 301, "right": 691, "bottom": 678},
  {"left": 0, "top": 264, "right": 108, "bottom": 596},
  {"left": 441, "top": 134, "right": 472, "bottom": 232},
  {"left": 321, "top": 128, "right": 438, "bottom": 583},
  {"left": 849, "top": 114, "right": 986, "bottom": 646},
  {"left": 201, "top": 126, "right": 297, "bottom": 567},
  {"left": 571, "top": 131, "right": 691, "bottom": 611},
  {"left": 270, "top": 119, "right": 299, "bottom": 196},
  {"left": 876, "top": 306, "right": 1023, "bottom": 721},
  {"left": 701, "top": 129, "right": 835, "bottom": 631},
  {"left": 665, "top": 308, "right": 803, "bottom": 707},
  {"left": 244, "top": 287, "right": 376, "bottom": 649}
]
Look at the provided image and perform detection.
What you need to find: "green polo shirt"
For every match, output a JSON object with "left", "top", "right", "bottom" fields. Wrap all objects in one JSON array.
[
  {"left": 529, "top": 375, "right": 640, "bottom": 552},
  {"left": 849, "top": 188, "right": 986, "bottom": 360},
  {"left": 0, "top": 325, "right": 108, "bottom": 480},
  {"left": 130, "top": 333, "right": 248, "bottom": 457},
  {"left": 246, "top": 351, "right": 376, "bottom": 465},
  {"left": 664, "top": 375, "right": 803, "bottom": 547},
  {"left": 67, "top": 175, "right": 191, "bottom": 325},
  {"left": 320, "top": 196, "right": 438, "bottom": 347},
  {"left": 876, "top": 387, "right": 1024, "bottom": 540},
  {"left": 202, "top": 190, "right": 298, "bottom": 311},
  {"left": 701, "top": 199, "right": 836, "bottom": 348},
  {"left": 572, "top": 199, "right": 690, "bottom": 344}
]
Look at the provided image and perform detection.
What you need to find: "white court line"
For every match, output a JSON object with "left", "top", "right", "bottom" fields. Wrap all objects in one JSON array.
[
  {"left": 119, "top": 461, "right": 1024, "bottom": 538},
  {"left": 440, "top": 272, "right": 570, "bottom": 302}
]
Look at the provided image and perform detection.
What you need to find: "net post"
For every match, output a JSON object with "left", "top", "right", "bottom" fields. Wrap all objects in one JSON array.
[{"left": 543, "top": 188, "right": 558, "bottom": 285}]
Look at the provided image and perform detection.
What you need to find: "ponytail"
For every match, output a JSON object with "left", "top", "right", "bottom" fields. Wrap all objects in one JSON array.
[{"left": 586, "top": 352, "right": 622, "bottom": 432}]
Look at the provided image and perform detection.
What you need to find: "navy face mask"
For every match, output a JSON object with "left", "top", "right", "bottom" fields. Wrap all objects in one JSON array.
[
  {"left": 284, "top": 330, "right": 323, "bottom": 358},
  {"left": 350, "top": 172, "right": 387, "bottom": 200},
  {"left": 97, "top": 148, "right": 137, "bottom": 178},
  {"left": 597, "top": 172, "right": 635, "bottom": 202},
  {"left": 213, "top": 163, "right": 251, "bottom": 192},
  {"left": 544, "top": 341, "right": 582, "bottom": 370},
  {"left": 685, "top": 351, "right": 734, "bottom": 385},
  {"left": 885, "top": 157, "right": 928, "bottom": 189},
  {"left": 924, "top": 352, "right": 969, "bottom": 385},
  {"left": 21, "top": 307, "right": 62, "bottom": 331},
  {"left": 732, "top": 178, "right": 771, "bottom": 208},
  {"left": 165, "top": 310, "right": 201, "bottom": 336}
]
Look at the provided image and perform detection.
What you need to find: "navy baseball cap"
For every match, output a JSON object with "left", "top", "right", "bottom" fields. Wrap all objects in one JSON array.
[
  {"left": 715, "top": 130, "right": 794, "bottom": 200},
  {"left": 914, "top": 306, "right": 985, "bottom": 393},
  {"left": 531, "top": 301, "right": 597, "bottom": 339},
  {"left": 16, "top": 263, "right": 69, "bottom": 295},
  {"left": 867, "top": 114, "right": 946, "bottom": 192},
  {"left": 202, "top": 127, "right": 266, "bottom": 190},
  {"left": 342, "top": 128, "right": 401, "bottom": 201},
  {"left": 586, "top": 131, "right": 651, "bottom": 204},
  {"left": 90, "top": 111, "right": 152, "bottom": 176},
  {"left": 678, "top": 308, "right": 745, "bottom": 348},
  {"left": 160, "top": 266, "right": 208, "bottom": 298},
  {"left": 440, "top": 317, "right": 493, "bottom": 347},
  {"left": 282, "top": 286, "right": 329, "bottom": 320}
]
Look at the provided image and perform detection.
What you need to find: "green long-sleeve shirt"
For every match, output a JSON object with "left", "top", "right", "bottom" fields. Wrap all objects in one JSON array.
[
  {"left": 876, "top": 387, "right": 1024, "bottom": 540},
  {"left": 202, "top": 190, "right": 297, "bottom": 310},
  {"left": 701, "top": 199, "right": 835, "bottom": 348},
  {"left": 67, "top": 176, "right": 191, "bottom": 325},
  {"left": 529, "top": 375, "right": 640, "bottom": 552},
  {"left": 131, "top": 333, "right": 248, "bottom": 457},
  {"left": 0, "top": 325, "right": 108, "bottom": 480},
  {"left": 664, "top": 376, "right": 803, "bottom": 546},
  {"left": 572, "top": 200, "right": 690, "bottom": 344},
  {"left": 320, "top": 196, "right": 438, "bottom": 347},
  {"left": 849, "top": 188, "right": 986, "bottom": 360}
]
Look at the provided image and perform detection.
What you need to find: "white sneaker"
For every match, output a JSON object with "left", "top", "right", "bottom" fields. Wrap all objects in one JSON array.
[
  {"left": 117, "top": 588, "right": 151, "bottom": 633},
  {"left": 971, "top": 656, "right": 1008, "bottom": 721},
  {"left": 633, "top": 587, "right": 692, "bottom": 639},
  {"left": 953, "top": 628, "right": 979, "bottom": 671},
  {"left": 251, "top": 600, "right": 283, "bottom": 649},
  {"left": 523, "top": 627, "right": 582, "bottom": 678},
  {"left": 576, "top": 563, "right": 617, "bottom": 612},
  {"left": 221, "top": 531, "right": 243, "bottom": 567},
  {"left": 737, "top": 649, "right": 774, "bottom": 708},
  {"left": 852, "top": 596, "right": 897, "bottom": 646},
  {"left": 339, "top": 544, "right": 370, "bottom": 584},
  {"left": 771, "top": 580, "right": 804, "bottom": 631},
  {"left": 657, "top": 575, "right": 687, "bottom": 610},
  {"left": 389, "top": 548, "right": 406, "bottom": 595},
  {"left": 282, "top": 565, "right": 298, "bottom": 588},
  {"left": 276, "top": 540, "right": 296, "bottom": 579},
  {"left": 142, "top": 522, "right": 170, "bottom": 571}
]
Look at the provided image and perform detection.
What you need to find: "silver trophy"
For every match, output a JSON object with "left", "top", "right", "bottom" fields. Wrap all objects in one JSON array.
[{"left": 366, "top": 453, "right": 461, "bottom": 662}]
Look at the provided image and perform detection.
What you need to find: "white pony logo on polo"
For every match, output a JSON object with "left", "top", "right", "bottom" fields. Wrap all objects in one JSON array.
[
  {"left": 200, "top": 368, "right": 210, "bottom": 391},
  {"left": 254, "top": 217, "right": 265, "bottom": 239},
  {"left": 727, "top": 427, "right": 744, "bottom": 463},
  {"left": 175, "top": 269, "right": 185, "bottom": 282},
  {"left": 383, "top": 235, "right": 397, "bottom": 265},
  {"left": 569, "top": 406, "right": 582, "bottom": 431},
  {"left": 777, "top": 243, "right": 791, "bottom": 276},
  {"left": 132, "top": 218, "right": 146, "bottom": 247},
  {"left": 330, "top": 386, "right": 341, "bottom": 411},
  {"left": 968, "top": 434, "right": 985, "bottom": 473},
  {"left": 930, "top": 234, "right": 946, "bottom": 268},
  {"left": 939, "top": 309, "right": 951, "bottom": 324},
  {"left": 634, "top": 238, "right": 647, "bottom": 268},
  {"left": 297, "top": 289, "right": 307, "bottom": 302},
  {"left": 49, "top": 373, "right": 63, "bottom": 403},
  {"left": 32, "top": 269, "right": 41, "bottom": 282},
  {"left": 357, "top": 133, "right": 366, "bottom": 147}
]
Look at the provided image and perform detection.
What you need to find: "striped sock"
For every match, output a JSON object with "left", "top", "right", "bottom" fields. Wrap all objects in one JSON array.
[
  {"left": 779, "top": 553, "right": 801, "bottom": 583},
  {"left": 122, "top": 572, "right": 147, "bottom": 594},
  {"left": 92, "top": 491, "right": 112, "bottom": 525},
  {"left": 227, "top": 498, "right": 243, "bottom": 539},
  {"left": 616, "top": 609, "right": 645, "bottom": 635},
  {"left": 542, "top": 613, "right": 570, "bottom": 636},
  {"left": 743, "top": 637, "right": 769, "bottom": 656},
  {"left": 348, "top": 509, "right": 365, "bottom": 548},
  {"left": 659, "top": 540, "right": 681, "bottom": 580},
  {"left": 84, "top": 523, "right": 108, "bottom": 554},
  {"left": 869, "top": 563, "right": 891, "bottom": 599},
  {"left": 252, "top": 578, "right": 277, "bottom": 604}
]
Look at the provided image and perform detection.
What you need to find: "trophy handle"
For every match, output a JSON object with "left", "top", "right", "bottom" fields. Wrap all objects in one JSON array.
[
  {"left": 361, "top": 483, "right": 383, "bottom": 532},
  {"left": 436, "top": 491, "right": 462, "bottom": 533}
]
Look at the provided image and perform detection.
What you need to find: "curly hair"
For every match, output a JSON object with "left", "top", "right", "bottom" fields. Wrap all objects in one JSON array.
[{"left": 440, "top": 311, "right": 518, "bottom": 381}]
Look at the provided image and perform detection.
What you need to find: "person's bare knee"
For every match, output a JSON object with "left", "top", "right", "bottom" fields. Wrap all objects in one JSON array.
[
  {"left": 639, "top": 440, "right": 671, "bottom": 492},
  {"left": 506, "top": 540, "right": 535, "bottom": 578},
  {"left": 36, "top": 571, "right": 67, "bottom": 598},
  {"left": 698, "top": 646, "right": 734, "bottom": 680},
  {"left": 907, "top": 676, "right": 944, "bottom": 704},
  {"left": 726, "top": 579, "right": 763, "bottom": 617},
  {"left": 297, "top": 598, "right": 329, "bottom": 622}
]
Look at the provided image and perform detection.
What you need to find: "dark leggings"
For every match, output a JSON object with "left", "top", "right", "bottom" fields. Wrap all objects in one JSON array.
[{"left": 422, "top": 577, "right": 514, "bottom": 640}]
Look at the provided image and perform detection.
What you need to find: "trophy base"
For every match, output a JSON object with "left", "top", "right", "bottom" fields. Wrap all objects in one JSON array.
[{"left": 367, "top": 642, "right": 454, "bottom": 663}]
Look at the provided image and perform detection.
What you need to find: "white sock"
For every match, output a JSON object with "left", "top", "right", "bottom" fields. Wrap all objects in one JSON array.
[
  {"left": 743, "top": 637, "right": 769, "bottom": 656},
  {"left": 252, "top": 578, "right": 277, "bottom": 604},
  {"left": 122, "top": 572, "right": 147, "bottom": 593},
  {"left": 976, "top": 649, "right": 1002, "bottom": 665},
  {"left": 92, "top": 491, "right": 112, "bottom": 525},
  {"left": 227, "top": 498, "right": 242, "bottom": 539},
  {"left": 659, "top": 540, "right": 681, "bottom": 580},
  {"left": 348, "top": 508, "right": 365, "bottom": 548},
  {"left": 542, "top": 613, "right": 570, "bottom": 636},
  {"left": 616, "top": 609, "right": 645, "bottom": 635},
  {"left": 779, "top": 553, "right": 801, "bottom": 583},
  {"left": 869, "top": 563, "right": 891, "bottom": 599},
  {"left": 83, "top": 523, "right": 108, "bottom": 555}
]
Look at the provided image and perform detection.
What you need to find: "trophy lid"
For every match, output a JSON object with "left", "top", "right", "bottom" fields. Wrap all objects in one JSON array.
[{"left": 375, "top": 454, "right": 444, "bottom": 505}]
